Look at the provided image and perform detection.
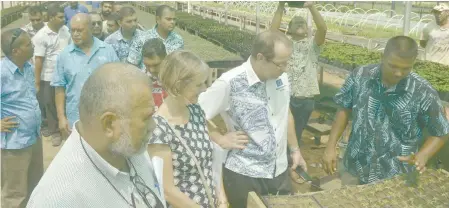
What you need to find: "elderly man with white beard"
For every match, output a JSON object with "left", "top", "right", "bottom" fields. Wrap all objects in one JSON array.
[{"left": 27, "top": 63, "right": 166, "bottom": 208}]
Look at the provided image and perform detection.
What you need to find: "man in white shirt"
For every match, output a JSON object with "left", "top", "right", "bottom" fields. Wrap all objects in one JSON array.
[
  {"left": 27, "top": 63, "right": 166, "bottom": 208},
  {"left": 32, "top": 4, "right": 71, "bottom": 146},
  {"left": 198, "top": 30, "right": 307, "bottom": 207},
  {"left": 420, "top": 3, "right": 449, "bottom": 66}
]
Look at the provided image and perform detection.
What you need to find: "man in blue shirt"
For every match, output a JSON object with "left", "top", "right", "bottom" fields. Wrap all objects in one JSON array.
[
  {"left": 64, "top": 1, "right": 89, "bottom": 27},
  {"left": 322, "top": 36, "right": 449, "bottom": 185},
  {"left": 1, "top": 28, "right": 43, "bottom": 208},
  {"left": 127, "top": 5, "right": 184, "bottom": 69},
  {"left": 51, "top": 14, "right": 119, "bottom": 139}
]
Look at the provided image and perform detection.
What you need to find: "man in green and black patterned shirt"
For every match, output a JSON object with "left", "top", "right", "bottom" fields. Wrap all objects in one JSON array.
[{"left": 322, "top": 36, "right": 449, "bottom": 185}]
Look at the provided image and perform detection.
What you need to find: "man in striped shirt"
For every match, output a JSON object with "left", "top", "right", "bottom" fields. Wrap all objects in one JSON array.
[{"left": 27, "top": 63, "right": 166, "bottom": 208}]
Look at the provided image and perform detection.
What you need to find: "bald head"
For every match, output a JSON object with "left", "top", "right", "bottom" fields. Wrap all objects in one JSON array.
[
  {"left": 70, "top": 13, "right": 91, "bottom": 26},
  {"left": 79, "top": 63, "right": 153, "bottom": 125},
  {"left": 251, "top": 30, "right": 292, "bottom": 60},
  {"left": 70, "top": 13, "right": 93, "bottom": 47}
]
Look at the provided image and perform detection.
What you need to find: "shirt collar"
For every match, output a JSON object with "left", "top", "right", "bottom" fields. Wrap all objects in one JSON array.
[
  {"left": 116, "top": 28, "right": 140, "bottom": 41},
  {"left": 244, "top": 57, "right": 262, "bottom": 86},
  {"left": 150, "top": 25, "right": 174, "bottom": 40},
  {"left": 68, "top": 37, "right": 105, "bottom": 53},
  {"left": 42, "top": 24, "right": 58, "bottom": 35},
  {"left": 3, "top": 57, "right": 31, "bottom": 74},
  {"left": 370, "top": 64, "right": 412, "bottom": 93},
  {"left": 72, "top": 121, "right": 127, "bottom": 178}
]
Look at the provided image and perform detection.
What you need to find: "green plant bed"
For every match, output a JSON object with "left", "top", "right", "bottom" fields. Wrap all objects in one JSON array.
[
  {"left": 1, "top": 6, "right": 26, "bottom": 17},
  {"left": 143, "top": 3, "right": 449, "bottom": 94}
]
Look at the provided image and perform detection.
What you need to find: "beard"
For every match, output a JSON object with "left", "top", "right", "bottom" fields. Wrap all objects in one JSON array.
[{"left": 109, "top": 120, "right": 150, "bottom": 158}]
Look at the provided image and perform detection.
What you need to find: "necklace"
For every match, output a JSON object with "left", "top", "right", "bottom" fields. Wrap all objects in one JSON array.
[{"left": 79, "top": 135, "right": 135, "bottom": 207}]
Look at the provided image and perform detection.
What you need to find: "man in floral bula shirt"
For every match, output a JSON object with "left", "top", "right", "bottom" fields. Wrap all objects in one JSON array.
[
  {"left": 322, "top": 36, "right": 449, "bottom": 185},
  {"left": 271, "top": 1, "right": 327, "bottom": 148}
]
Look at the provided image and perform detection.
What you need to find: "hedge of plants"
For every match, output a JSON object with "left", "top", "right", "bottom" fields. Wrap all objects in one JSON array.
[
  {"left": 139, "top": 3, "right": 449, "bottom": 93},
  {"left": 1, "top": 6, "right": 27, "bottom": 28}
]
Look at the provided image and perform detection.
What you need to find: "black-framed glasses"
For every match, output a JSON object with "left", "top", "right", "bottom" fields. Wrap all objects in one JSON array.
[
  {"left": 92, "top": 21, "right": 102, "bottom": 26},
  {"left": 270, "top": 60, "right": 288, "bottom": 71},
  {"left": 10, "top": 28, "right": 23, "bottom": 51},
  {"left": 129, "top": 162, "right": 164, "bottom": 208}
]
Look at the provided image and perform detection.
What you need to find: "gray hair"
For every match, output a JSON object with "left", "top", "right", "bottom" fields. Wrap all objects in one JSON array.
[{"left": 79, "top": 63, "right": 151, "bottom": 125}]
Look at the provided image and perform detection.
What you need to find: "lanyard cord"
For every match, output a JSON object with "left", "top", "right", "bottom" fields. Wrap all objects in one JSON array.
[{"left": 79, "top": 135, "right": 135, "bottom": 207}]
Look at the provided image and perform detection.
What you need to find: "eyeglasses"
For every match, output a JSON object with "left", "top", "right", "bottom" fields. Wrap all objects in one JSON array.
[
  {"left": 10, "top": 28, "right": 23, "bottom": 52},
  {"left": 270, "top": 60, "right": 288, "bottom": 70},
  {"left": 92, "top": 21, "right": 102, "bottom": 26},
  {"left": 129, "top": 162, "right": 164, "bottom": 208}
]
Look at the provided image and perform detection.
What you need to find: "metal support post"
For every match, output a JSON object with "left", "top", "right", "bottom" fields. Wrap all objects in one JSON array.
[
  {"left": 256, "top": 4, "right": 260, "bottom": 34},
  {"left": 403, "top": 1, "right": 412, "bottom": 36}
]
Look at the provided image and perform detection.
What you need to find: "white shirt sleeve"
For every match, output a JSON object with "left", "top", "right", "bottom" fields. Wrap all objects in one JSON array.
[
  {"left": 32, "top": 34, "right": 46, "bottom": 57},
  {"left": 198, "top": 79, "right": 231, "bottom": 120}
]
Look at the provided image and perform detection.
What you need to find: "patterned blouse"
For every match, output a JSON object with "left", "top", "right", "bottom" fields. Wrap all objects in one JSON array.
[
  {"left": 149, "top": 104, "right": 216, "bottom": 208},
  {"left": 286, "top": 38, "right": 321, "bottom": 98},
  {"left": 335, "top": 64, "right": 449, "bottom": 184}
]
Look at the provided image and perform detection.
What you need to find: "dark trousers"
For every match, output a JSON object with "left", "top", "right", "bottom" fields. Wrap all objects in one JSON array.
[
  {"left": 223, "top": 167, "right": 292, "bottom": 208},
  {"left": 36, "top": 81, "right": 59, "bottom": 135},
  {"left": 289, "top": 97, "right": 315, "bottom": 146}
]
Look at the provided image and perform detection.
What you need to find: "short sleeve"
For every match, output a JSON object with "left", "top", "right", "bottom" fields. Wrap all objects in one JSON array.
[
  {"left": 32, "top": 34, "right": 47, "bottom": 57},
  {"left": 198, "top": 79, "right": 231, "bottom": 120},
  {"left": 419, "top": 93, "right": 449, "bottom": 137},
  {"left": 334, "top": 71, "right": 357, "bottom": 109},
  {"left": 310, "top": 38, "right": 321, "bottom": 56},
  {"left": 106, "top": 46, "right": 119, "bottom": 62},
  {"left": 50, "top": 53, "right": 67, "bottom": 87},
  {"left": 420, "top": 24, "right": 432, "bottom": 41},
  {"left": 177, "top": 38, "right": 184, "bottom": 50},
  {"left": 127, "top": 37, "right": 144, "bottom": 66}
]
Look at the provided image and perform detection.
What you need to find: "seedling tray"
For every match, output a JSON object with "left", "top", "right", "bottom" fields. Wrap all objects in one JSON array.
[{"left": 251, "top": 169, "right": 449, "bottom": 208}]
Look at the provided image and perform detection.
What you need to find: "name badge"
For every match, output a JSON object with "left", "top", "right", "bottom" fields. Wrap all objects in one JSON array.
[{"left": 276, "top": 79, "right": 285, "bottom": 90}]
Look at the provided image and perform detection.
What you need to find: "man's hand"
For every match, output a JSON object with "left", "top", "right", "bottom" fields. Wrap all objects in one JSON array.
[
  {"left": 290, "top": 150, "right": 307, "bottom": 172},
  {"left": 1, "top": 116, "right": 19, "bottom": 132},
  {"left": 58, "top": 117, "right": 71, "bottom": 139},
  {"left": 303, "top": 1, "right": 315, "bottom": 8},
  {"left": 397, "top": 153, "right": 429, "bottom": 174},
  {"left": 218, "top": 131, "right": 249, "bottom": 150},
  {"left": 322, "top": 146, "right": 338, "bottom": 175}
]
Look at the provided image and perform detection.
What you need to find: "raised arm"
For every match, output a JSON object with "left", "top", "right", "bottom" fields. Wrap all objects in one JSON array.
[
  {"left": 270, "top": 2, "right": 286, "bottom": 31},
  {"left": 304, "top": 2, "right": 327, "bottom": 46}
]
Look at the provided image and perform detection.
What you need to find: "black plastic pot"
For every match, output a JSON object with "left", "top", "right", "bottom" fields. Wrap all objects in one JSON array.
[{"left": 288, "top": 1, "right": 305, "bottom": 8}]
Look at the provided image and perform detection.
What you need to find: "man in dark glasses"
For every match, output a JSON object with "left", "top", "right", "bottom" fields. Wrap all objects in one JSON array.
[
  {"left": 89, "top": 12, "right": 107, "bottom": 41},
  {"left": 1, "top": 28, "right": 43, "bottom": 208},
  {"left": 28, "top": 63, "right": 166, "bottom": 208}
]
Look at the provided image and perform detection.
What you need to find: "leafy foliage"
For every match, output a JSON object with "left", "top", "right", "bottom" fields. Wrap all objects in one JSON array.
[{"left": 143, "top": 4, "right": 449, "bottom": 93}]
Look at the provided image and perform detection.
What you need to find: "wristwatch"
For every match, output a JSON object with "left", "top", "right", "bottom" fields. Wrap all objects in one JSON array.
[{"left": 289, "top": 146, "right": 300, "bottom": 153}]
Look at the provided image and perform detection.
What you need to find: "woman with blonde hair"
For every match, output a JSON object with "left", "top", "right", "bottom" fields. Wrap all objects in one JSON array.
[{"left": 147, "top": 50, "right": 228, "bottom": 208}]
